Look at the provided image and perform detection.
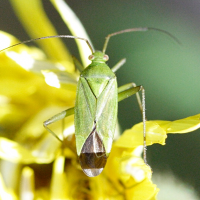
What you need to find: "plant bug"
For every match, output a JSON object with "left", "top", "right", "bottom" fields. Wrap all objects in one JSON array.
[{"left": 1, "top": 27, "right": 179, "bottom": 177}]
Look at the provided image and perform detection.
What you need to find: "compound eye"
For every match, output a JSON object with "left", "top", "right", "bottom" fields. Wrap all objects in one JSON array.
[
  {"left": 88, "top": 54, "right": 95, "bottom": 60},
  {"left": 103, "top": 54, "right": 109, "bottom": 61}
]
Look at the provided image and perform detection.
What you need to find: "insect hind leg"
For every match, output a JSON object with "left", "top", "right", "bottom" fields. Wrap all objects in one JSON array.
[{"left": 118, "top": 83, "right": 147, "bottom": 164}]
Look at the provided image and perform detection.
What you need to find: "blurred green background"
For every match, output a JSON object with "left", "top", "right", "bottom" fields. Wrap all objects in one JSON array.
[{"left": 1, "top": 0, "right": 200, "bottom": 198}]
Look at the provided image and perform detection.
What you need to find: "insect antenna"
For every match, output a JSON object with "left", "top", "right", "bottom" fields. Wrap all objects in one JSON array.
[
  {"left": 102, "top": 27, "right": 181, "bottom": 53},
  {"left": 0, "top": 35, "right": 94, "bottom": 54}
]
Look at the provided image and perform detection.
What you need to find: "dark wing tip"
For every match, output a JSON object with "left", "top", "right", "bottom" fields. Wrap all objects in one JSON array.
[{"left": 79, "top": 126, "right": 107, "bottom": 177}]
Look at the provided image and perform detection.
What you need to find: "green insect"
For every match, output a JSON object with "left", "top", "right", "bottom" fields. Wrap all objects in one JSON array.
[
  {"left": 43, "top": 28, "right": 148, "bottom": 177},
  {"left": 1, "top": 27, "right": 179, "bottom": 177}
]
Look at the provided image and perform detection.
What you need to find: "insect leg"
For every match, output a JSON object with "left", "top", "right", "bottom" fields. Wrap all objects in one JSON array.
[
  {"left": 118, "top": 83, "right": 144, "bottom": 114},
  {"left": 111, "top": 58, "right": 126, "bottom": 73},
  {"left": 112, "top": 58, "right": 143, "bottom": 114},
  {"left": 72, "top": 56, "right": 85, "bottom": 72},
  {"left": 43, "top": 107, "right": 74, "bottom": 142},
  {"left": 118, "top": 83, "right": 147, "bottom": 164}
]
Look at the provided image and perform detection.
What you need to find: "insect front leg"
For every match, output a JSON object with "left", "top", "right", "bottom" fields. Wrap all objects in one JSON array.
[
  {"left": 111, "top": 58, "right": 126, "bottom": 73},
  {"left": 118, "top": 83, "right": 147, "bottom": 164},
  {"left": 72, "top": 56, "right": 85, "bottom": 72},
  {"left": 43, "top": 107, "right": 74, "bottom": 142}
]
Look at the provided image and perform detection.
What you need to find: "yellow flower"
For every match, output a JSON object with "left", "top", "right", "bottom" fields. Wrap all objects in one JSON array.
[{"left": 0, "top": 0, "right": 200, "bottom": 199}]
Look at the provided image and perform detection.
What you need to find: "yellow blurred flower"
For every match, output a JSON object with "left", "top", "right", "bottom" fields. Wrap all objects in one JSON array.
[{"left": 0, "top": 0, "right": 200, "bottom": 199}]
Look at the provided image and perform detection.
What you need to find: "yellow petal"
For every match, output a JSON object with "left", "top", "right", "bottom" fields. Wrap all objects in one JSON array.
[
  {"left": 14, "top": 107, "right": 75, "bottom": 164},
  {"left": 51, "top": 0, "right": 94, "bottom": 67},
  {"left": 115, "top": 121, "right": 167, "bottom": 148},
  {"left": 50, "top": 156, "right": 69, "bottom": 199},
  {"left": 0, "top": 137, "right": 59, "bottom": 164},
  {"left": 0, "top": 31, "right": 21, "bottom": 51},
  {"left": 104, "top": 145, "right": 154, "bottom": 199},
  {"left": 0, "top": 137, "right": 36, "bottom": 163},
  {"left": 149, "top": 192, "right": 159, "bottom": 200},
  {"left": 0, "top": 35, "right": 76, "bottom": 137},
  {"left": 125, "top": 178, "right": 158, "bottom": 200},
  {"left": 20, "top": 167, "right": 35, "bottom": 200},
  {"left": 0, "top": 173, "right": 18, "bottom": 200},
  {"left": 9, "top": 0, "right": 74, "bottom": 72},
  {"left": 116, "top": 113, "right": 200, "bottom": 148},
  {"left": 41, "top": 70, "right": 77, "bottom": 90},
  {"left": 0, "top": 31, "right": 77, "bottom": 79},
  {"left": 120, "top": 156, "right": 152, "bottom": 184},
  {"left": 158, "top": 113, "right": 200, "bottom": 133}
]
